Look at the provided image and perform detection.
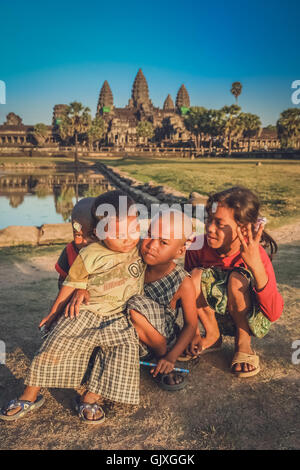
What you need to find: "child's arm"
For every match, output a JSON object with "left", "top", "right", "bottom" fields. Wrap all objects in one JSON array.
[
  {"left": 39, "top": 285, "right": 76, "bottom": 328},
  {"left": 152, "top": 277, "right": 198, "bottom": 377},
  {"left": 57, "top": 247, "right": 91, "bottom": 318},
  {"left": 55, "top": 246, "right": 69, "bottom": 288}
]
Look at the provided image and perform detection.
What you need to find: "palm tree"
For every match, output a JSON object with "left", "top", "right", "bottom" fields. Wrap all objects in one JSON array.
[
  {"left": 59, "top": 102, "right": 91, "bottom": 164},
  {"left": 184, "top": 107, "right": 207, "bottom": 154},
  {"left": 231, "top": 82, "right": 243, "bottom": 104},
  {"left": 204, "top": 109, "right": 225, "bottom": 154},
  {"left": 240, "top": 113, "right": 261, "bottom": 152},
  {"left": 221, "top": 105, "right": 244, "bottom": 155},
  {"left": 86, "top": 116, "right": 106, "bottom": 150},
  {"left": 32, "top": 123, "right": 49, "bottom": 146},
  {"left": 277, "top": 108, "right": 300, "bottom": 149}
]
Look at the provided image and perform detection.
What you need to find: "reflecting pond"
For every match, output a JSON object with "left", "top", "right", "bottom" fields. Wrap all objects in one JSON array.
[{"left": 0, "top": 168, "right": 114, "bottom": 229}]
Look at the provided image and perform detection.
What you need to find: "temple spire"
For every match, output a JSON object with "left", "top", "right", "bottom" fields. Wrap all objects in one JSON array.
[
  {"left": 176, "top": 84, "right": 190, "bottom": 109},
  {"left": 131, "top": 69, "right": 151, "bottom": 107},
  {"left": 163, "top": 94, "right": 174, "bottom": 111},
  {"left": 97, "top": 80, "right": 114, "bottom": 114}
]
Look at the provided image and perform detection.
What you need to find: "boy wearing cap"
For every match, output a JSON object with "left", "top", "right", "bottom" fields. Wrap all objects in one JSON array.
[{"left": 55, "top": 197, "right": 95, "bottom": 289}]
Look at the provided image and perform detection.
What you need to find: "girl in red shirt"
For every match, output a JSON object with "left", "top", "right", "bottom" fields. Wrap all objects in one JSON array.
[{"left": 184, "top": 186, "right": 283, "bottom": 378}]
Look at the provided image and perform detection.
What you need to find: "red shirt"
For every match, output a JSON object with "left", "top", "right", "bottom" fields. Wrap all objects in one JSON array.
[
  {"left": 55, "top": 242, "right": 79, "bottom": 279},
  {"left": 184, "top": 236, "right": 283, "bottom": 322}
]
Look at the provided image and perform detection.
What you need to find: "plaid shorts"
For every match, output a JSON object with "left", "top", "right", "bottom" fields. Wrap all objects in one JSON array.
[
  {"left": 127, "top": 295, "right": 182, "bottom": 356},
  {"left": 26, "top": 311, "right": 140, "bottom": 405},
  {"left": 127, "top": 264, "right": 188, "bottom": 356},
  {"left": 200, "top": 266, "right": 271, "bottom": 338}
]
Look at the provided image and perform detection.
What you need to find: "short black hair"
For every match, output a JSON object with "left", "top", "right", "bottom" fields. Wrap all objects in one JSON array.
[{"left": 91, "top": 190, "right": 136, "bottom": 225}]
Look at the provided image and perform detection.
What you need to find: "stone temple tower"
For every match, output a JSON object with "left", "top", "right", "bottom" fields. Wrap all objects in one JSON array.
[
  {"left": 130, "top": 69, "right": 153, "bottom": 109},
  {"left": 175, "top": 84, "right": 190, "bottom": 110},
  {"left": 97, "top": 80, "right": 114, "bottom": 115},
  {"left": 163, "top": 94, "right": 175, "bottom": 111}
]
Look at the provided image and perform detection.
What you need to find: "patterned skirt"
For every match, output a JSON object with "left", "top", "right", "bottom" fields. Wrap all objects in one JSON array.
[
  {"left": 26, "top": 311, "right": 140, "bottom": 405},
  {"left": 200, "top": 266, "right": 271, "bottom": 338}
]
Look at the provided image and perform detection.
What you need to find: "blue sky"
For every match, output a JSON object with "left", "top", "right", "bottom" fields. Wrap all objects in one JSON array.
[{"left": 0, "top": 0, "right": 299, "bottom": 126}]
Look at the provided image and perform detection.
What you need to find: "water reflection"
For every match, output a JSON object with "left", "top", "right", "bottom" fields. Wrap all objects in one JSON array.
[
  {"left": 54, "top": 186, "right": 76, "bottom": 222},
  {"left": 9, "top": 194, "right": 25, "bottom": 208},
  {"left": 0, "top": 168, "right": 114, "bottom": 228}
]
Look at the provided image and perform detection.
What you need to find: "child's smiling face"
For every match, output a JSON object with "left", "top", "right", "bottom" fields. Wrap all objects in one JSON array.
[
  {"left": 141, "top": 216, "right": 186, "bottom": 266},
  {"left": 205, "top": 204, "right": 240, "bottom": 252}
]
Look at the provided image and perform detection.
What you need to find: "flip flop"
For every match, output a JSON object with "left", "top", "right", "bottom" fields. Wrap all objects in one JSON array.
[
  {"left": 177, "top": 336, "right": 222, "bottom": 362},
  {"left": 0, "top": 395, "right": 45, "bottom": 421},
  {"left": 153, "top": 372, "right": 187, "bottom": 391},
  {"left": 75, "top": 398, "right": 106, "bottom": 425},
  {"left": 231, "top": 351, "right": 260, "bottom": 378}
]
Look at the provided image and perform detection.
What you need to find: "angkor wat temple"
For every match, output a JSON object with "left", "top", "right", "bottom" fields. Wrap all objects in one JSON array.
[
  {"left": 0, "top": 68, "right": 280, "bottom": 152},
  {"left": 54, "top": 68, "right": 192, "bottom": 146}
]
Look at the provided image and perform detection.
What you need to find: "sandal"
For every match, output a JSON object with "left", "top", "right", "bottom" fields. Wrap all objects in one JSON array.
[
  {"left": 75, "top": 398, "right": 106, "bottom": 425},
  {"left": 0, "top": 395, "right": 45, "bottom": 421},
  {"left": 231, "top": 351, "right": 260, "bottom": 378},
  {"left": 153, "top": 372, "right": 187, "bottom": 391},
  {"left": 177, "top": 336, "right": 222, "bottom": 362}
]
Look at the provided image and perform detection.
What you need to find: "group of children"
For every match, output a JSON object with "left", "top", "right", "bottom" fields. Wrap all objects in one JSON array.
[{"left": 0, "top": 186, "right": 284, "bottom": 424}]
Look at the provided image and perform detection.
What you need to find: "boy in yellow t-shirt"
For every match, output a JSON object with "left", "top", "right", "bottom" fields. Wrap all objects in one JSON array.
[{"left": 0, "top": 191, "right": 145, "bottom": 425}]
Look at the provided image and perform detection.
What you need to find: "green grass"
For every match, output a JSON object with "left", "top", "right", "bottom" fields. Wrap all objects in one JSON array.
[
  {"left": 0, "top": 244, "right": 64, "bottom": 264},
  {"left": 99, "top": 156, "right": 300, "bottom": 229}
]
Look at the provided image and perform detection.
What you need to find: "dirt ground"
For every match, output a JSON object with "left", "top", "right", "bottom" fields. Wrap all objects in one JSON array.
[{"left": 0, "top": 223, "right": 300, "bottom": 450}]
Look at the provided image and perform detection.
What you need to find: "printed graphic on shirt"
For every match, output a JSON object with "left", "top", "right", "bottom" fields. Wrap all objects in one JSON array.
[{"left": 128, "top": 259, "right": 145, "bottom": 278}]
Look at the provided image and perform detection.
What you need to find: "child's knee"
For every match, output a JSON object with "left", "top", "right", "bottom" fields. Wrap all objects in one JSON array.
[
  {"left": 129, "top": 309, "right": 142, "bottom": 327},
  {"left": 227, "top": 271, "right": 249, "bottom": 296},
  {"left": 227, "top": 271, "right": 251, "bottom": 313},
  {"left": 191, "top": 268, "right": 204, "bottom": 299},
  {"left": 191, "top": 268, "right": 203, "bottom": 285},
  {"left": 129, "top": 310, "right": 149, "bottom": 340}
]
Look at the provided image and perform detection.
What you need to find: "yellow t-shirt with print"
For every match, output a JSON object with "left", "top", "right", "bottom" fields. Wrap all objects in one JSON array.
[{"left": 63, "top": 242, "right": 145, "bottom": 316}]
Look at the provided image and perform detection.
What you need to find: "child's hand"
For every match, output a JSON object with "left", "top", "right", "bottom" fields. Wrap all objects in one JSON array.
[
  {"left": 39, "top": 312, "right": 56, "bottom": 329},
  {"left": 39, "top": 317, "right": 48, "bottom": 328},
  {"left": 237, "top": 223, "right": 269, "bottom": 291},
  {"left": 188, "top": 333, "right": 202, "bottom": 356},
  {"left": 236, "top": 223, "right": 264, "bottom": 271},
  {"left": 64, "top": 289, "right": 90, "bottom": 319},
  {"left": 151, "top": 357, "right": 175, "bottom": 377}
]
